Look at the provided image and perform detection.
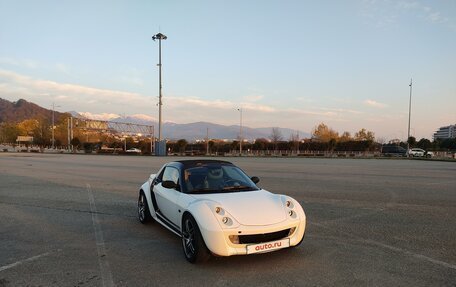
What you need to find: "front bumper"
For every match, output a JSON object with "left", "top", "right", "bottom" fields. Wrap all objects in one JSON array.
[{"left": 200, "top": 216, "right": 306, "bottom": 257}]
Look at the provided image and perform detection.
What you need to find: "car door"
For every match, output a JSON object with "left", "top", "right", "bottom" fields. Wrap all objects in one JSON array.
[{"left": 153, "top": 166, "right": 182, "bottom": 227}]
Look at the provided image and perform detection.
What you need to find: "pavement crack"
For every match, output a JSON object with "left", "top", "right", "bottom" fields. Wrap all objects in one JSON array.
[{"left": 0, "top": 201, "right": 135, "bottom": 218}]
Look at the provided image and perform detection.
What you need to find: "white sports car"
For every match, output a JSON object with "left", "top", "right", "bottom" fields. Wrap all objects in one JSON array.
[{"left": 138, "top": 160, "right": 306, "bottom": 263}]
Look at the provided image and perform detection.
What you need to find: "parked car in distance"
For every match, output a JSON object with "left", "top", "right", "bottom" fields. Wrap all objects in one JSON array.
[
  {"left": 408, "top": 148, "right": 434, "bottom": 158},
  {"left": 126, "top": 148, "right": 142, "bottom": 153},
  {"left": 381, "top": 145, "right": 407, "bottom": 157}
]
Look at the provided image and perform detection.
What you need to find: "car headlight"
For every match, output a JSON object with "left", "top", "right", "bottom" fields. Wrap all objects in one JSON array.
[
  {"left": 206, "top": 202, "right": 240, "bottom": 228},
  {"left": 282, "top": 196, "right": 298, "bottom": 219},
  {"left": 212, "top": 206, "right": 234, "bottom": 226}
]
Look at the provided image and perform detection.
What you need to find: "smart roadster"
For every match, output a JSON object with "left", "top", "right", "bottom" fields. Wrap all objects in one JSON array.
[{"left": 138, "top": 160, "right": 306, "bottom": 263}]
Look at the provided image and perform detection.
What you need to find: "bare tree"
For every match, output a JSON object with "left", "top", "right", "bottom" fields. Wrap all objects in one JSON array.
[
  {"left": 289, "top": 131, "right": 300, "bottom": 153},
  {"left": 269, "top": 127, "right": 283, "bottom": 151}
]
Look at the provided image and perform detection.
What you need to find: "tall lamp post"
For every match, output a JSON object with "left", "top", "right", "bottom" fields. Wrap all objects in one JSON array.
[
  {"left": 237, "top": 108, "right": 243, "bottom": 155},
  {"left": 51, "top": 102, "right": 60, "bottom": 149},
  {"left": 152, "top": 32, "right": 167, "bottom": 155},
  {"left": 407, "top": 78, "right": 412, "bottom": 155}
]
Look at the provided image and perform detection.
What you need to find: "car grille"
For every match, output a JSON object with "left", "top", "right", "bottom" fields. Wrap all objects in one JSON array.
[{"left": 238, "top": 229, "right": 290, "bottom": 244}]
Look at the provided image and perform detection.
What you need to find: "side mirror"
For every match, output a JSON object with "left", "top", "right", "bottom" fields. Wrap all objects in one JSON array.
[
  {"left": 162, "top": 180, "right": 177, "bottom": 189},
  {"left": 251, "top": 176, "right": 260, "bottom": 184}
]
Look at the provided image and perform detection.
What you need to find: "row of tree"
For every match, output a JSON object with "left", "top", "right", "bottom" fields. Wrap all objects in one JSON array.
[{"left": 1, "top": 119, "right": 455, "bottom": 153}]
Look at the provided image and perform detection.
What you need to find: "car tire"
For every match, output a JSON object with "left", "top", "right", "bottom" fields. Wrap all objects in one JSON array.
[
  {"left": 426, "top": 154, "right": 432, "bottom": 158},
  {"left": 138, "top": 191, "right": 152, "bottom": 224},
  {"left": 182, "top": 215, "right": 211, "bottom": 263}
]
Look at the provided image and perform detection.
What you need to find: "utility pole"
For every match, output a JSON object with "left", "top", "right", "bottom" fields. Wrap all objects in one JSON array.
[
  {"left": 407, "top": 78, "right": 412, "bottom": 155},
  {"left": 206, "top": 127, "right": 209, "bottom": 155},
  {"left": 67, "top": 118, "right": 70, "bottom": 152},
  {"left": 70, "top": 117, "right": 73, "bottom": 152},
  {"left": 150, "top": 126, "right": 154, "bottom": 155},
  {"left": 297, "top": 130, "right": 300, "bottom": 154},
  {"left": 152, "top": 32, "right": 167, "bottom": 155},
  {"left": 51, "top": 102, "right": 61, "bottom": 149},
  {"left": 237, "top": 108, "right": 243, "bottom": 156}
]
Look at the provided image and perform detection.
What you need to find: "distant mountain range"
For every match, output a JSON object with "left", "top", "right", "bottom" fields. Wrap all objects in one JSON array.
[
  {"left": 1, "top": 98, "right": 310, "bottom": 141},
  {"left": 71, "top": 111, "right": 310, "bottom": 141},
  {"left": 0, "top": 98, "right": 68, "bottom": 123}
]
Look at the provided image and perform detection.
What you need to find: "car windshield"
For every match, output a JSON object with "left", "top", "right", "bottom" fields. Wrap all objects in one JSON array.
[{"left": 183, "top": 164, "right": 259, "bottom": 194}]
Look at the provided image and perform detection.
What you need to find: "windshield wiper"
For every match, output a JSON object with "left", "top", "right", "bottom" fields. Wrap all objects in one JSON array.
[
  {"left": 222, "top": 185, "right": 254, "bottom": 191},
  {"left": 189, "top": 188, "right": 219, "bottom": 193}
]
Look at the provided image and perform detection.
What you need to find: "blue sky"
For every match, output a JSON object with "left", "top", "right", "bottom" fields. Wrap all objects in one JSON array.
[{"left": 1, "top": 0, "right": 455, "bottom": 140}]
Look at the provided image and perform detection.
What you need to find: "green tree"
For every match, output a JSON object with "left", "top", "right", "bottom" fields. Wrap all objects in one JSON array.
[
  {"left": 253, "top": 138, "right": 269, "bottom": 150},
  {"left": 16, "top": 118, "right": 51, "bottom": 146},
  {"left": 208, "top": 140, "right": 215, "bottom": 153},
  {"left": 0, "top": 123, "right": 21, "bottom": 143},
  {"left": 407, "top": 136, "right": 417, "bottom": 147},
  {"left": 71, "top": 137, "right": 81, "bottom": 149},
  {"left": 354, "top": 128, "right": 375, "bottom": 141},
  {"left": 416, "top": 138, "right": 432, "bottom": 150},
  {"left": 176, "top": 139, "right": 188, "bottom": 154},
  {"left": 328, "top": 138, "right": 337, "bottom": 151},
  {"left": 339, "top": 131, "right": 352, "bottom": 142},
  {"left": 312, "top": 123, "right": 338, "bottom": 142},
  {"left": 17, "top": 119, "right": 39, "bottom": 136},
  {"left": 231, "top": 140, "right": 239, "bottom": 151},
  {"left": 440, "top": 138, "right": 456, "bottom": 150},
  {"left": 125, "top": 137, "right": 135, "bottom": 150}
]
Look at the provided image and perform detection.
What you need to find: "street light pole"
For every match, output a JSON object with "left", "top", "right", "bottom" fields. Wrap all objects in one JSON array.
[
  {"left": 51, "top": 102, "right": 60, "bottom": 149},
  {"left": 407, "top": 78, "right": 412, "bottom": 155},
  {"left": 152, "top": 32, "right": 167, "bottom": 143},
  {"left": 237, "top": 108, "right": 242, "bottom": 155}
]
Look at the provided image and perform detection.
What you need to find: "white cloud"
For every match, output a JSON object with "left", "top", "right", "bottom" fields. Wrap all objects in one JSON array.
[
  {"left": 361, "top": 0, "right": 455, "bottom": 30},
  {"left": 240, "top": 102, "right": 275, "bottom": 112},
  {"left": 243, "top": 94, "right": 264, "bottom": 102},
  {"left": 0, "top": 69, "right": 151, "bottom": 111},
  {"left": 318, "top": 107, "right": 364, "bottom": 115},
  {"left": 0, "top": 57, "right": 39, "bottom": 69},
  {"left": 55, "top": 63, "right": 70, "bottom": 74},
  {"left": 427, "top": 12, "right": 443, "bottom": 23},
  {"left": 364, "top": 99, "right": 387, "bottom": 108},
  {"left": 0, "top": 69, "right": 408, "bottom": 138}
]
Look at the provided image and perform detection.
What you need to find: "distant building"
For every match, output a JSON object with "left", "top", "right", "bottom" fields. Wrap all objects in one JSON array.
[{"left": 433, "top": 124, "right": 456, "bottom": 140}]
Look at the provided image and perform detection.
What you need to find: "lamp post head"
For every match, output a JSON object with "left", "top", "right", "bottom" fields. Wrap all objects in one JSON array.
[{"left": 152, "top": 33, "right": 167, "bottom": 41}]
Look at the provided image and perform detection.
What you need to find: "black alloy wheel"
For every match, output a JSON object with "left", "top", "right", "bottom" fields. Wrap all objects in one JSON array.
[
  {"left": 138, "top": 192, "right": 152, "bottom": 224},
  {"left": 182, "top": 215, "right": 211, "bottom": 263}
]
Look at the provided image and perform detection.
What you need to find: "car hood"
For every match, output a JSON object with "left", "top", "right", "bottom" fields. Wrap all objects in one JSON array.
[{"left": 192, "top": 190, "right": 287, "bottom": 226}]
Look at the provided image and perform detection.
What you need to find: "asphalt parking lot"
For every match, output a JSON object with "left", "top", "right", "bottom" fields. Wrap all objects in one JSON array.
[{"left": 0, "top": 154, "right": 455, "bottom": 286}]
